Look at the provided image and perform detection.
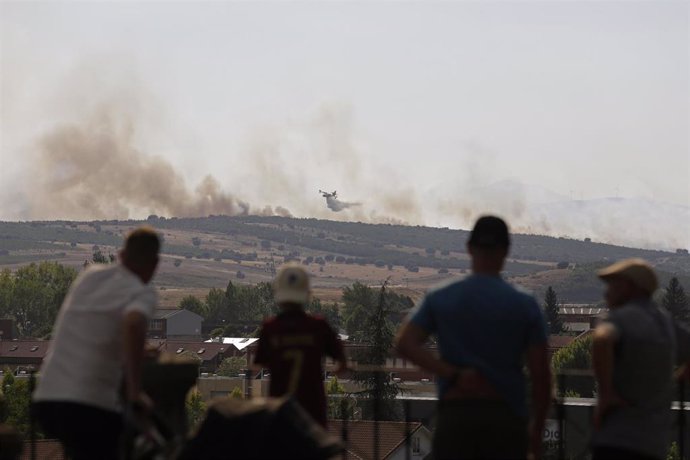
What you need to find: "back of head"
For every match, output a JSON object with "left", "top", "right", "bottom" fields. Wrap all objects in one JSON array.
[
  {"left": 467, "top": 215, "right": 510, "bottom": 274},
  {"left": 123, "top": 226, "right": 161, "bottom": 267},
  {"left": 274, "top": 264, "right": 311, "bottom": 307},
  {"left": 468, "top": 215, "right": 511, "bottom": 250}
]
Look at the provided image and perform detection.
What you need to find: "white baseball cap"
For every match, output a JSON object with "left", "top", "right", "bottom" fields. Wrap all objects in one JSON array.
[{"left": 274, "top": 264, "right": 311, "bottom": 305}]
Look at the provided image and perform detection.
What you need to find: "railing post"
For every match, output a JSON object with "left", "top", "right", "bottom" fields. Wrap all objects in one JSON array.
[
  {"left": 373, "top": 372, "right": 380, "bottom": 460},
  {"left": 557, "top": 373, "right": 565, "bottom": 460},
  {"left": 404, "top": 399, "right": 411, "bottom": 460},
  {"left": 29, "top": 369, "right": 36, "bottom": 460},
  {"left": 341, "top": 398, "right": 349, "bottom": 460},
  {"left": 244, "top": 369, "right": 251, "bottom": 399},
  {"left": 679, "top": 379, "right": 686, "bottom": 460}
]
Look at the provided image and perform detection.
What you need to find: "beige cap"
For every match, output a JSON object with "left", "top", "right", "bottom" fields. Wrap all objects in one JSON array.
[
  {"left": 274, "top": 264, "right": 311, "bottom": 305},
  {"left": 597, "top": 258, "right": 658, "bottom": 295}
]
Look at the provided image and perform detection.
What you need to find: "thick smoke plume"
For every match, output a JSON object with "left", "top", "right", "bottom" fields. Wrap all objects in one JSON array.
[{"left": 26, "top": 105, "right": 289, "bottom": 220}]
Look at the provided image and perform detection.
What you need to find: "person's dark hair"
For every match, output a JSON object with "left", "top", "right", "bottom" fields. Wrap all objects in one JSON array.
[
  {"left": 468, "top": 216, "right": 510, "bottom": 249},
  {"left": 123, "top": 226, "right": 160, "bottom": 265}
]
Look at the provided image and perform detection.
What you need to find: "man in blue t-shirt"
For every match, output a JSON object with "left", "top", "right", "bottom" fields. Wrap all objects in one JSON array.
[{"left": 396, "top": 216, "right": 551, "bottom": 460}]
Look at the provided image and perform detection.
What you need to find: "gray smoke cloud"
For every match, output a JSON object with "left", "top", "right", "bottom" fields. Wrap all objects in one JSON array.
[
  {"left": 9, "top": 63, "right": 687, "bottom": 250},
  {"left": 26, "top": 103, "right": 293, "bottom": 220}
]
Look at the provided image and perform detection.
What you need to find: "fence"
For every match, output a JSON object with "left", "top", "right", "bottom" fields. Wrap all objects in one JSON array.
[{"left": 14, "top": 369, "right": 690, "bottom": 460}]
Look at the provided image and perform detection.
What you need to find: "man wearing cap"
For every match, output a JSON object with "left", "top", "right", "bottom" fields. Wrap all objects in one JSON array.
[
  {"left": 592, "top": 259, "right": 690, "bottom": 460},
  {"left": 253, "top": 264, "right": 347, "bottom": 427},
  {"left": 396, "top": 216, "right": 552, "bottom": 460}
]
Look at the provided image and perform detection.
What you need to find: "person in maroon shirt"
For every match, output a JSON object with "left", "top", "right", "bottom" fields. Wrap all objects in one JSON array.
[{"left": 254, "top": 265, "right": 347, "bottom": 427}]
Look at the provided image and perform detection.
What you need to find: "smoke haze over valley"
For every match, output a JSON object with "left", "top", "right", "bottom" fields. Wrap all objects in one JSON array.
[{"left": 1, "top": 1, "right": 687, "bottom": 251}]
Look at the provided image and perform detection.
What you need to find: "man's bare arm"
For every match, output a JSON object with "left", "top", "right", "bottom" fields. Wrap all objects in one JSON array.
[
  {"left": 123, "top": 311, "right": 148, "bottom": 402},
  {"left": 526, "top": 343, "right": 552, "bottom": 459},
  {"left": 592, "top": 323, "right": 617, "bottom": 400},
  {"left": 395, "top": 321, "right": 456, "bottom": 379}
]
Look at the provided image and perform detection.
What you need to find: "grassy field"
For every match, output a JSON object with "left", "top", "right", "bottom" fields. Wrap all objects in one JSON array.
[{"left": 1, "top": 217, "right": 688, "bottom": 305}]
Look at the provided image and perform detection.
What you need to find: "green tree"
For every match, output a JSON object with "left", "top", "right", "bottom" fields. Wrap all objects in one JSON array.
[
  {"left": 307, "top": 298, "right": 342, "bottom": 331},
  {"left": 342, "top": 282, "right": 413, "bottom": 340},
  {"left": 552, "top": 334, "right": 594, "bottom": 397},
  {"left": 350, "top": 280, "right": 401, "bottom": 420},
  {"left": 342, "top": 282, "right": 377, "bottom": 339},
  {"left": 179, "top": 295, "right": 207, "bottom": 318},
  {"left": 205, "top": 288, "right": 228, "bottom": 324},
  {"left": 229, "top": 387, "right": 244, "bottom": 399},
  {"left": 0, "top": 262, "right": 78, "bottom": 337},
  {"left": 544, "top": 286, "right": 566, "bottom": 334},
  {"left": 661, "top": 277, "right": 689, "bottom": 325},
  {"left": 92, "top": 250, "right": 113, "bottom": 264},
  {"left": 216, "top": 356, "right": 246, "bottom": 377},
  {"left": 186, "top": 390, "right": 207, "bottom": 432},
  {"left": 1, "top": 371, "right": 32, "bottom": 436},
  {"left": 326, "top": 376, "right": 357, "bottom": 420}
]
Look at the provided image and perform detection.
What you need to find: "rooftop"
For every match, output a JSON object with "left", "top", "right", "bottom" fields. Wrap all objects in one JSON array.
[{"left": 328, "top": 420, "right": 424, "bottom": 460}]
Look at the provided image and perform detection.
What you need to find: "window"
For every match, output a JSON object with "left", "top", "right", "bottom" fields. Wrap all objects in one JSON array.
[
  {"left": 30, "top": 346, "right": 39, "bottom": 352},
  {"left": 150, "top": 319, "right": 164, "bottom": 331},
  {"left": 9, "top": 345, "right": 18, "bottom": 351},
  {"left": 197, "top": 348, "right": 205, "bottom": 355},
  {"left": 176, "top": 348, "right": 184, "bottom": 354}
]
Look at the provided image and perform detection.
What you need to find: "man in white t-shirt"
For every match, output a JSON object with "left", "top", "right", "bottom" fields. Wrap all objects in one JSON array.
[{"left": 33, "top": 227, "right": 160, "bottom": 460}]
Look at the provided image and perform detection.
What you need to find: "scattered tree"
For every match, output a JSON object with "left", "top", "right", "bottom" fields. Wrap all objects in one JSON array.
[
  {"left": 92, "top": 250, "right": 109, "bottom": 264},
  {"left": 0, "top": 370, "right": 32, "bottom": 436},
  {"left": 350, "top": 280, "right": 401, "bottom": 420},
  {"left": 551, "top": 334, "right": 594, "bottom": 397},
  {"left": 186, "top": 390, "right": 207, "bottom": 431},
  {"left": 217, "top": 356, "right": 246, "bottom": 377},
  {"left": 326, "top": 376, "right": 357, "bottom": 420},
  {"left": 0, "top": 262, "right": 78, "bottom": 337},
  {"left": 661, "top": 277, "right": 689, "bottom": 325},
  {"left": 544, "top": 287, "right": 566, "bottom": 334},
  {"left": 307, "top": 298, "right": 342, "bottom": 331},
  {"left": 179, "top": 295, "right": 206, "bottom": 317}
]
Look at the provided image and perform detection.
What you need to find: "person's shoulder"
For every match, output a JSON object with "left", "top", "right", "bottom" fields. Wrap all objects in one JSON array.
[
  {"left": 501, "top": 281, "right": 541, "bottom": 312},
  {"left": 70, "top": 263, "right": 118, "bottom": 289},
  {"left": 259, "top": 314, "right": 280, "bottom": 331},
  {"left": 425, "top": 277, "right": 465, "bottom": 300},
  {"left": 511, "top": 283, "right": 539, "bottom": 303}
]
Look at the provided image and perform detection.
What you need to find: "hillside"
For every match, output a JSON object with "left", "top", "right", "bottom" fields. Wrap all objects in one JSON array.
[{"left": 1, "top": 216, "right": 688, "bottom": 304}]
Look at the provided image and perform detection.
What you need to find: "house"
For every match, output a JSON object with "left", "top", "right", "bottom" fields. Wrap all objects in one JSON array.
[
  {"left": 559, "top": 304, "right": 606, "bottom": 333},
  {"left": 547, "top": 335, "right": 577, "bottom": 360},
  {"left": 204, "top": 337, "right": 259, "bottom": 357},
  {"left": 0, "top": 340, "right": 50, "bottom": 370},
  {"left": 21, "top": 440, "right": 66, "bottom": 460},
  {"left": 328, "top": 420, "right": 433, "bottom": 460},
  {"left": 148, "top": 339, "right": 237, "bottom": 374},
  {"left": 148, "top": 309, "right": 203, "bottom": 339}
]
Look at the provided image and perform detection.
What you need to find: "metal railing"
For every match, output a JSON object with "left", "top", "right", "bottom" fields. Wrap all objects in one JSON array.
[{"left": 16, "top": 369, "right": 690, "bottom": 460}]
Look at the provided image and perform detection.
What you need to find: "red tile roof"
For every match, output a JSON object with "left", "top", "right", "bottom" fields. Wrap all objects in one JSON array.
[
  {"left": 548, "top": 335, "right": 576, "bottom": 350},
  {"left": 0, "top": 340, "right": 50, "bottom": 360},
  {"left": 328, "top": 420, "right": 423, "bottom": 460},
  {"left": 147, "top": 339, "right": 230, "bottom": 362},
  {"left": 21, "top": 439, "right": 66, "bottom": 460}
]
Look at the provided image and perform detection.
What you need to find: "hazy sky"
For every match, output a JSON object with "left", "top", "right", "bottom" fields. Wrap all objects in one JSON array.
[{"left": 1, "top": 1, "right": 688, "bottom": 240}]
